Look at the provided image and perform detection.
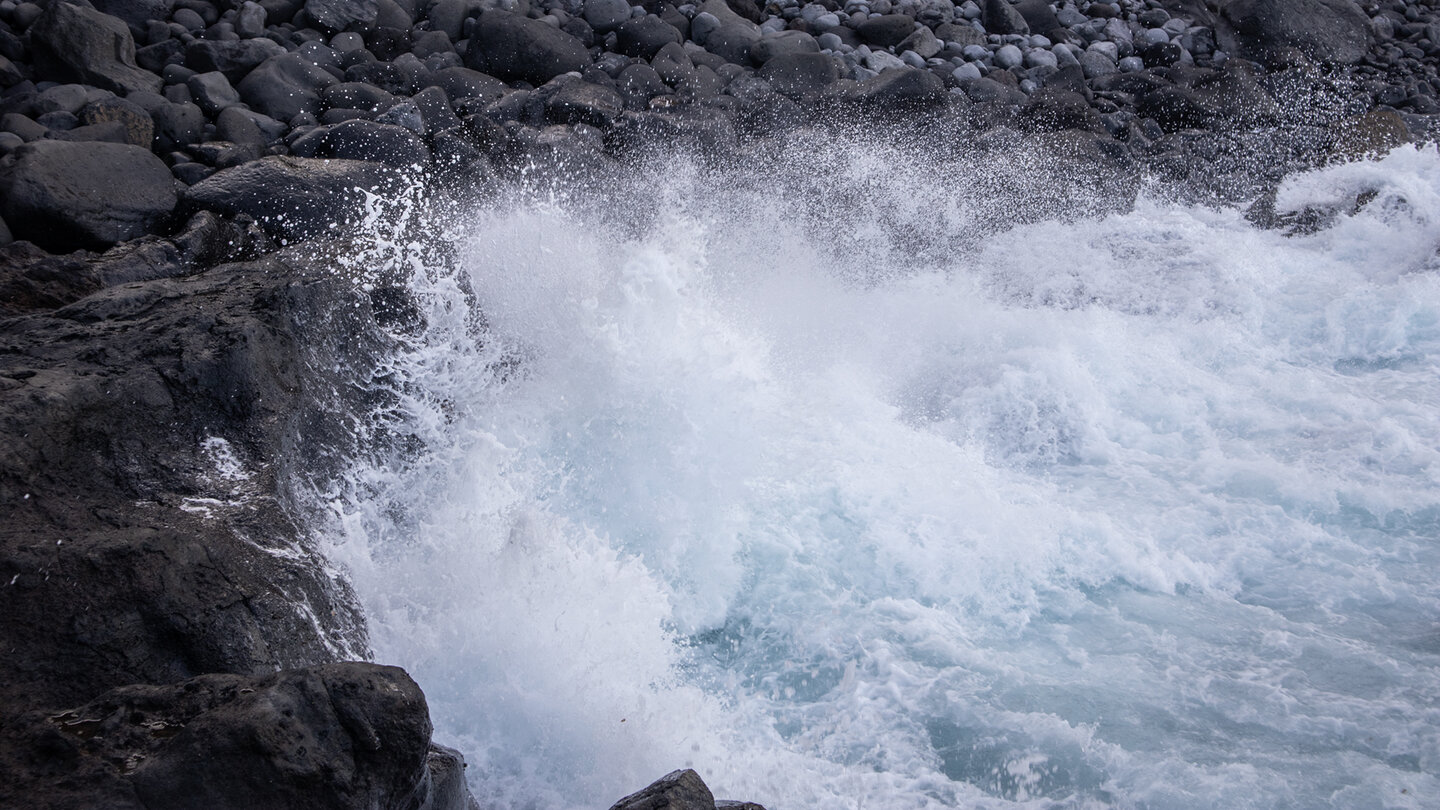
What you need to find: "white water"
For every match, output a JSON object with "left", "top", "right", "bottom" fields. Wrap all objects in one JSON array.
[{"left": 322, "top": 143, "right": 1440, "bottom": 809}]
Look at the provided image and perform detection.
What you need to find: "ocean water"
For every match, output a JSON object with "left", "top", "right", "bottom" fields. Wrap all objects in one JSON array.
[{"left": 319, "top": 140, "right": 1440, "bottom": 809}]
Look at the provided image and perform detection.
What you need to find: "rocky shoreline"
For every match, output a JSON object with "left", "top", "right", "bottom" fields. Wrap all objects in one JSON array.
[{"left": 0, "top": 0, "right": 1436, "bottom": 805}]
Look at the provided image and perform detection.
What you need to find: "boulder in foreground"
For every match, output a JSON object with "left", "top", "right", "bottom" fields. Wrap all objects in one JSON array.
[
  {"left": 0, "top": 140, "right": 176, "bottom": 251},
  {"left": 0, "top": 663, "right": 451, "bottom": 810},
  {"left": 183, "top": 155, "right": 407, "bottom": 241}
]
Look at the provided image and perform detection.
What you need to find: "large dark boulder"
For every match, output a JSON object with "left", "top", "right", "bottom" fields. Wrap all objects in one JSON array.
[
  {"left": 0, "top": 256, "right": 381, "bottom": 713},
  {"left": 0, "top": 140, "right": 175, "bottom": 251},
  {"left": 981, "top": 0, "right": 1028, "bottom": 35},
  {"left": 464, "top": 9, "right": 591, "bottom": 85},
  {"left": 544, "top": 78, "right": 624, "bottom": 127},
  {"left": 1219, "top": 0, "right": 1372, "bottom": 65},
  {"left": 289, "top": 119, "right": 432, "bottom": 169},
  {"left": 91, "top": 0, "right": 175, "bottom": 39},
  {"left": 0, "top": 664, "right": 432, "bottom": 810},
  {"left": 758, "top": 51, "right": 838, "bottom": 98},
  {"left": 305, "top": 0, "right": 380, "bottom": 30},
  {"left": 27, "top": 1, "right": 162, "bottom": 95},
  {"left": 608, "top": 769, "right": 718, "bottom": 810},
  {"left": 851, "top": 66, "right": 947, "bottom": 107},
  {"left": 0, "top": 249, "right": 479, "bottom": 810},
  {"left": 614, "top": 14, "right": 684, "bottom": 59},
  {"left": 183, "top": 156, "right": 407, "bottom": 240},
  {"left": 856, "top": 14, "right": 915, "bottom": 48},
  {"left": 238, "top": 52, "right": 339, "bottom": 122},
  {"left": 185, "top": 38, "right": 288, "bottom": 83}
]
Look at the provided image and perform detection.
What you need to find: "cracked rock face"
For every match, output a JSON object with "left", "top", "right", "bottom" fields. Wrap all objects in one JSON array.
[
  {"left": 0, "top": 663, "right": 435, "bottom": 810},
  {"left": 0, "top": 251, "right": 391, "bottom": 715}
]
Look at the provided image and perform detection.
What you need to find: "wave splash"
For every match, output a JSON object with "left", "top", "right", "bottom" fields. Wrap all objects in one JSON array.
[{"left": 320, "top": 141, "right": 1440, "bottom": 809}]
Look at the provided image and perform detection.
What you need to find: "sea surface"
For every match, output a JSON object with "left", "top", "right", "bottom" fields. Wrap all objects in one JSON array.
[{"left": 318, "top": 141, "right": 1440, "bottom": 809}]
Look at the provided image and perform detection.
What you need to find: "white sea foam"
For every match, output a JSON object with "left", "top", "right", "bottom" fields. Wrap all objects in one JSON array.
[{"left": 322, "top": 143, "right": 1440, "bottom": 808}]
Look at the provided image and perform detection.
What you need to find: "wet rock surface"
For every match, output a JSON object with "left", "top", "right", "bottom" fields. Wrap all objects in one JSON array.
[{"left": 0, "top": 0, "right": 1437, "bottom": 806}]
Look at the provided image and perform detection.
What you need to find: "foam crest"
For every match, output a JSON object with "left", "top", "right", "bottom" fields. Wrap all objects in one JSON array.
[{"left": 321, "top": 141, "right": 1440, "bottom": 808}]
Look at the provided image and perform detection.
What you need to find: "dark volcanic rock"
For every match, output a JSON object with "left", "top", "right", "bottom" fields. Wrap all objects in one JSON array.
[
  {"left": 759, "top": 51, "right": 838, "bottom": 98},
  {"left": 306, "top": 0, "right": 380, "bottom": 31},
  {"left": 183, "top": 156, "right": 407, "bottom": 240},
  {"left": 91, "top": 0, "right": 175, "bottom": 38},
  {"left": 28, "top": 1, "right": 163, "bottom": 95},
  {"left": 290, "top": 119, "right": 432, "bottom": 168},
  {"left": 856, "top": 14, "right": 915, "bottom": 48},
  {"left": 609, "top": 769, "right": 719, "bottom": 810},
  {"left": 0, "top": 663, "right": 432, "bottom": 810},
  {"left": 0, "top": 256, "right": 381, "bottom": 715},
  {"left": 465, "top": 9, "right": 591, "bottom": 85},
  {"left": 981, "top": 0, "right": 1028, "bottom": 36},
  {"left": 615, "top": 14, "right": 685, "bottom": 60},
  {"left": 79, "top": 96, "right": 155, "bottom": 148},
  {"left": 185, "top": 38, "right": 288, "bottom": 83},
  {"left": 545, "top": 78, "right": 624, "bottom": 127},
  {"left": 0, "top": 140, "right": 175, "bottom": 251},
  {"left": 1220, "top": 0, "right": 1372, "bottom": 65},
  {"left": 850, "top": 66, "right": 947, "bottom": 107},
  {"left": 238, "top": 52, "right": 340, "bottom": 122}
]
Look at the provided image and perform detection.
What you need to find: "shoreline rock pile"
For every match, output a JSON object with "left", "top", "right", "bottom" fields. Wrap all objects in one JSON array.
[
  {"left": 0, "top": 0, "right": 1437, "bottom": 807},
  {"left": 0, "top": 0, "right": 1435, "bottom": 252}
]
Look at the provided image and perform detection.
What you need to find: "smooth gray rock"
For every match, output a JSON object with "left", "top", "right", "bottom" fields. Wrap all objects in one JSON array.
[
  {"left": 856, "top": 13, "right": 915, "bottom": 47},
  {"left": 0, "top": 140, "right": 175, "bottom": 250},
  {"left": 759, "top": 50, "right": 837, "bottom": 96},
  {"left": 305, "top": 0, "right": 380, "bottom": 30},
  {"left": 186, "top": 71, "right": 242, "bottom": 115},
  {"left": 183, "top": 155, "right": 406, "bottom": 240},
  {"left": 1220, "top": 0, "right": 1371, "bottom": 64},
  {"left": 464, "top": 9, "right": 591, "bottom": 84},
  {"left": 608, "top": 769, "right": 716, "bottom": 810},
  {"left": 751, "top": 29, "right": 819, "bottom": 64},
  {"left": 981, "top": 0, "right": 1028, "bottom": 35},
  {"left": 289, "top": 119, "right": 431, "bottom": 168},
  {"left": 28, "top": 1, "right": 162, "bottom": 95},
  {"left": 184, "top": 38, "right": 287, "bottom": 83},
  {"left": 237, "top": 52, "right": 339, "bottom": 122},
  {"left": 583, "top": 0, "right": 631, "bottom": 33},
  {"left": 545, "top": 77, "right": 624, "bottom": 126},
  {"left": 615, "top": 14, "right": 684, "bottom": 59}
]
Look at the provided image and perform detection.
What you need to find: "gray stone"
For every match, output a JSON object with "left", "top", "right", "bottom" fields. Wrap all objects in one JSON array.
[
  {"left": 0, "top": 140, "right": 175, "bottom": 250},
  {"left": 759, "top": 50, "right": 838, "bottom": 96},
  {"left": 236, "top": 0, "right": 267, "bottom": 37},
  {"left": 184, "top": 38, "right": 288, "bottom": 83},
  {"left": 305, "top": 0, "right": 380, "bottom": 30},
  {"left": 28, "top": 1, "right": 162, "bottom": 95},
  {"left": 751, "top": 29, "right": 819, "bottom": 63},
  {"left": 994, "top": 43, "right": 1023, "bottom": 68},
  {"left": 186, "top": 71, "right": 242, "bottom": 114},
  {"left": 615, "top": 14, "right": 684, "bottom": 59},
  {"left": 79, "top": 96, "right": 155, "bottom": 147},
  {"left": 898, "top": 26, "right": 940, "bottom": 58},
  {"left": 584, "top": 0, "right": 631, "bottom": 32},
  {"left": 182, "top": 155, "right": 406, "bottom": 240},
  {"left": 704, "top": 22, "right": 759, "bottom": 64},
  {"left": 856, "top": 13, "right": 915, "bottom": 47},
  {"left": 852, "top": 65, "right": 946, "bottom": 105},
  {"left": 238, "top": 52, "right": 339, "bottom": 121},
  {"left": 1220, "top": 0, "right": 1371, "bottom": 65},
  {"left": 609, "top": 770, "right": 716, "bottom": 810},
  {"left": 689, "top": 10, "right": 721, "bottom": 44},
  {"left": 981, "top": 0, "right": 1027, "bottom": 35},
  {"left": 289, "top": 119, "right": 430, "bottom": 169},
  {"left": 465, "top": 9, "right": 591, "bottom": 84},
  {"left": 411, "top": 85, "right": 462, "bottom": 135},
  {"left": 545, "top": 77, "right": 624, "bottom": 126}
]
